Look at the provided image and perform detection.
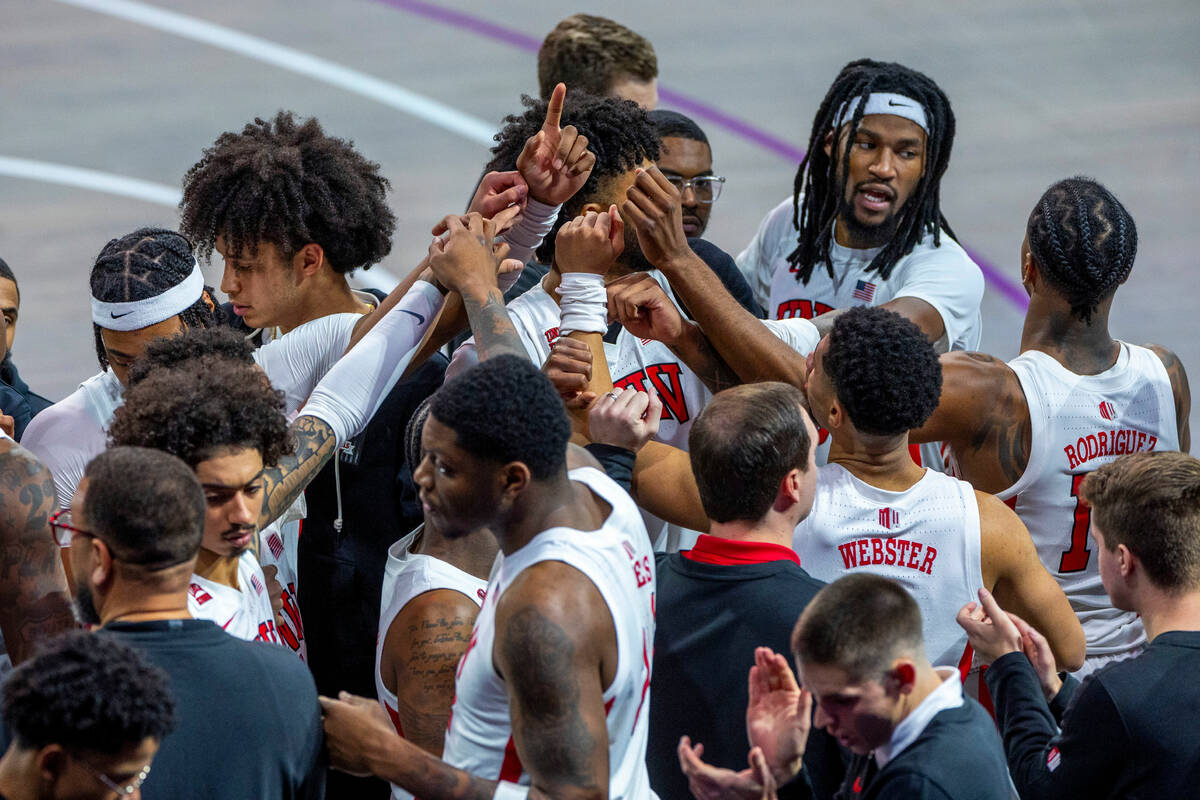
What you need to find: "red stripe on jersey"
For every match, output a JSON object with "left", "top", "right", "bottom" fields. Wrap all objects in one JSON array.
[
  {"left": 908, "top": 443, "right": 923, "bottom": 466},
  {"left": 604, "top": 697, "right": 615, "bottom": 715},
  {"left": 1003, "top": 495, "right": 1018, "bottom": 510},
  {"left": 956, "top": 643, "right": 974, "bottom": 684},
  {"left": 384, "top": 702, "right": 405, "bottom": 737},
  {"left": 498, "top": 736, "right": 524, "bottom": 783}
]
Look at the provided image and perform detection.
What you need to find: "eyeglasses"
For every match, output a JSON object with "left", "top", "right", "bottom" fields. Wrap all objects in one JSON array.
[
  {"left": 75, "top": 756, "right": 152, "bottom": 796},
  {"left": 50, "top": 509, "right": 94, "bottom": 548},
  {"left": 663, "top": 175, "right": 725, "bottom": 204}
]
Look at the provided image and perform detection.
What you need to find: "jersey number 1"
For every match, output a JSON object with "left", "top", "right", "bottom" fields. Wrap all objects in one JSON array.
[{"left": 1060, "top": 473, "right": 1092, "bottom": 573}]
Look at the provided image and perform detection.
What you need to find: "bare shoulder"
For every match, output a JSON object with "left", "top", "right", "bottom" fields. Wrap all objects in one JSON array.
[
  {"left": 975, "top": 489, "right": 1034, "bottom": 569},
  {"left": 565, "top": 442, "right": 603, "bottom": 472}
]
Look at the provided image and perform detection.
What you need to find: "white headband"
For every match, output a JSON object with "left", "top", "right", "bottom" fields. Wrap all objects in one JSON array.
[
  {"left": 91, "top": 258, "right": 205, "bottom": 331},
  {"left": 834, "top": 92, "right": 928, "bottom": 134}
]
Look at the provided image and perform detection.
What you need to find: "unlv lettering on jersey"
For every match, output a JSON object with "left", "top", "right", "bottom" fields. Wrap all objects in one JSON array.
[
  {"left": 836, "top": 537, "right": 938, "bottom": 575},
  {"left": 775, "top": 299, "right": 835, "bottom": 320},
  {"left": 1064, "top": 428, "right": 1158, "bottom": 470},
  {"left": 277, "top": 583, "right": 304, "bottom": 652},
  {"left": 188, "top": 583, "right": 213, "bottom": 606},
  {"left": 613, "top": 363, "right": 690, "bottom": 422},
  {"left": 543, "top": 326, "right": 560, "bottom": 346}
]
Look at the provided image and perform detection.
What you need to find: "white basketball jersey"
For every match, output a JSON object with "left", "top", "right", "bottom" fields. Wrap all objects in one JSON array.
[
  {"left": 996, "top": 343, "right": 1178, "bottom": 656},
  {"left": 442, "top": 468, "right": 656, "bottom": 799},
  {"left": 188, "top": 552, "right": 281, "bottom": 645},
  {"left": 258, "top": 515, "right": 306, "bottom": 661},
  {"left": 794, "top": 464, "right": 984, "bottom": 670},
  {"left": 460, "top": 273, "right": 708, "bottom": 551},
  {"left": 375, "top": 526, "right": 488, "bottom": 800}
]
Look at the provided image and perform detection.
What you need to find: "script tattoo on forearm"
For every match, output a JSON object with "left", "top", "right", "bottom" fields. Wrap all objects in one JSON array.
[
  {"left": 260, "top": 416, "right": 338, "bottom": 527},
  {"left": 463, "top": 287, "right": 527, "bottom": 362},
  {"left": 0, "top": 444, "right": 74, "bottom": 664},
  {"left": 502, "top": 606, "right": 602, "bottom": 795}
]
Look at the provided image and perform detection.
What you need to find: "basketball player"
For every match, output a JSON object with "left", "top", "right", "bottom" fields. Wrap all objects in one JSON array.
[
  {"left": 375, "top": 398, "right": 496, "bottom": 800},
  {"left": 321, "top": 220, "right": 657, "bottom": 798},
  {"left": 910, "top": 177, "right": 1189, "bottom": 673}
]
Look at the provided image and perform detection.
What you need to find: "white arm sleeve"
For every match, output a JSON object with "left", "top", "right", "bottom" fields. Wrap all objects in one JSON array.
[
  {"left": 499, "top": 198, "right": 560, "bottom": 267},
  {"left": 736, "top": 197, "right": 794, "bottom": 313},
  {"left": 762, "top": 317, "right": 821, "bottom": 356},
  {"left": 252, "top": 313, "right": 360, "bottom": 415},
  {"left": 299, "top": 281, "right": 444, "bottom": 445}
]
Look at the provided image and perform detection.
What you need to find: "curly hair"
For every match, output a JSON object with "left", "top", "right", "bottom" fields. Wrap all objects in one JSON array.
[
  {"left": 91, "top": 227, "right": 219, "bottom": 371},
  {"left": 109, "top": 356, "right": 292, "bottom": 468},
  {"left": 430, "top": 355, "right": 569, "bottom": 480},
  {"left": 3, "top": 630, "right": 176, "bottom": 754},
  {"left": 128, "top": 326, "right": 254, "bottom": 386},
  {"left": 823, "top": 306, "right": 942, "bottom": 436},
  {"left": 180, "top": 111, "right": 395, "bottom": 273},
  {"left": 537, "top": 14, "right": 657, "bottom": 101},
  {"left": 1027, "top": 176, "right": 1137, "bottom": 324},
  {"left": 788, "top": 59, "right": 956, "bottom": 284},
  {"left": 485, "top": 93, "right": 660, "bottom": 264}
]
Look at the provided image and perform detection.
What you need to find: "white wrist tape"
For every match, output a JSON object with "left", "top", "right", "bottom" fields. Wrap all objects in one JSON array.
[
  {"left": 300, "top": 281, "right": 443, "bottom": 445},
  {"left": 91, "top": 257, "right": 204, "bottom": 331},
  {"left": 556, "top": 273, "right": 607, "bottom": 335},
  {"left": 492, "top": 780, "right": 530, "bottom": 800},
  {"left": 501, "top": 198, "right": 561, "bottom": 265}
]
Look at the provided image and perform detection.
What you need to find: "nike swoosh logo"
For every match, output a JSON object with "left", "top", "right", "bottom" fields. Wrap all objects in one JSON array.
[
  {"left": 110, "top": 311, "right": 134, "bottom": 319},
  {"left": 887, "top": 99, "right": 911, "bottom": 108},
  {"left": 400, "top": 309, "right": 425, "bottom": 324}
]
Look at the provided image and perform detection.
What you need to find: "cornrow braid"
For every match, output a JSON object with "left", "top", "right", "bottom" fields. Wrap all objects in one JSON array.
[
  {"left": 1027, "top": 176, "right": 1137, "bottom": 323},
  {"left": 180, "top": 111, "right": 395, "bottom": 273},
  {"left": 90, "top": 227, "right": 218, "bottom": 371},
  {"left": 787, "top": 59, "right": 956, "bottom": 283},
  {"left": 485, "top": 92, "right": 660, "bottom": 264}
]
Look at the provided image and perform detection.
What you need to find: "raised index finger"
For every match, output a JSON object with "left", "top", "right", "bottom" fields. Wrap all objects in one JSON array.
[{"left": 544, "top": 82, "right": 566, "bottom": 132}]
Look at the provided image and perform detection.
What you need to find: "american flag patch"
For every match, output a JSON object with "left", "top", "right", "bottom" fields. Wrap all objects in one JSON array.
[
  {"left": 1099, "top": 401, "right": 1116, "bottom": 420},
  {"left": 852, "top": 280, "right": 876, "bottom": 302},
  {"left": 267, "top": 533, "right": 285, "bottom": 560},
  {"left": 1047, "top": 746, "right": 1061, "bottom": 771},
  {"left": 250, "top": 573, "right": 264, "bottom": 595}
]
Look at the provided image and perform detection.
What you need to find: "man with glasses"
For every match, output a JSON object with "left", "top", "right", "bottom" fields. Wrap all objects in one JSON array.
[
  {"left": 0, "top": 631, "right": 174, "bottom": 800},
  {"left": 58, "top": 446, "right": 324, "bottom": 799},
  {"left": 648, "top": 110, "right": 725, "bottom": 241}
]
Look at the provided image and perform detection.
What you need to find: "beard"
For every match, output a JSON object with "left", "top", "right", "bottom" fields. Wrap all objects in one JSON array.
[
  {"left": 74, "top": 584, "right": 102, "bottom": 626},
  {"left": 620, "top": 225, "right": 656, "bottom": 273},
  {"left": 836, "top": 186, "right": 903, "bottom": 249}
]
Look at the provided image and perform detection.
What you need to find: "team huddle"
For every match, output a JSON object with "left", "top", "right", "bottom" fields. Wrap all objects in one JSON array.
[{"left": 1, "top": 12, "right": 1198, "bottom": 800}]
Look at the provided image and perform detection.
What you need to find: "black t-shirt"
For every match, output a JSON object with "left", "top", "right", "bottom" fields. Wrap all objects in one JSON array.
[{"left": 100, "top": 619, "right": 324, "bottom": 800}]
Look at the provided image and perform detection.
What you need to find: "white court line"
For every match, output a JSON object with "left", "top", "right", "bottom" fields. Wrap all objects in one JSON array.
[
  {"left": 54, "top": 0, "right": 495, "bottom": 147},
  {"left": 0, "top": 155, "right": 401, "bottom": 290}
]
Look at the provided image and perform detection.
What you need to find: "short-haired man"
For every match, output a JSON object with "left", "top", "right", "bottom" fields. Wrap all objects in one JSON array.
[
  {"left": 538, "top": 14, "right": 658, "bottom": 108},
  {"left": 648, "top": 383, "right": 840, "bottom": 800},
  {"left": 0, "top": 631, "right": 175, "bottom": 800},
  {"left": 647, "top": 110, "right": 724, "bottom": 242},
  {"left": 959, "top": 450, "right": 1200, "bottom": 798},
  {"left": 321, "top": 352, "right": 658, "bottom": 799},
  {"left": 0, "top": 257, "right": 51, "bottom": 440},
  {"left": 682, "top": 574, "right": 1012, "bottom": 798},
  {"left": 62, "top": 446, "right": 324, "bottom": 799},
  {"left": 913, "top": 177, "right": 1189, "bottom": 674}
]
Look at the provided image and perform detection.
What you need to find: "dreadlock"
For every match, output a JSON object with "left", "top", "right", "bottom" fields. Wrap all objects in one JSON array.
[
  {"left": 787, "top": 59, "right": 956, "bottom": 283},
  {"left": 90, "top": 228, "right": 218, "bottom": 371},
  {"left": 179, "top": 111, "right": 394, "bottom": 273},
  {"left": 1027, "top": 176, "right": 1137, "bottom": 324},
  {"left": 485, "top": 92, "right": 660, "bottom": 264}
]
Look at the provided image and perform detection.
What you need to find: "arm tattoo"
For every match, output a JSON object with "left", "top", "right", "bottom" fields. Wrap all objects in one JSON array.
[
  {"left": 0, "top": 444, "right": 75, "bottom": 664},
  {"left": 396, "top": 614, "right": 474, "bottom": 753},
  {"left": 964, "top": 365, "right": 1031, "bottom": 486},
  {"left": 463, "top": 287, "right": 526, "bottom": 362},
  {"left": 260, "top": 416, "right": 338, "bottom": 527},
  {"left": 669, "top": 326, "right": 743, "bottom": 395},
  {"left": 501, "top": 606, "right": 602, "bottom": 794}
]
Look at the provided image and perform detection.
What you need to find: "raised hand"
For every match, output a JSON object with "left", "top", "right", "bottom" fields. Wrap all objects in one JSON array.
[
  {"left": 746, "top": 647, "right": 810, "bottom": 784},
  {"left": 588, "top": 386, "right": 662, "bottom": 451},
  {"left": 517, "top": 83, "right": 596, "bottom": 205},
  {"left": 622, "top": 164, "right": 692, "bottom": 269},
  {"left": 677, "top": 737, "right": 763, "bottom": 800},
  {"left": 606, "top": 272, "right": 685, "bottom": 344},
  {"left": 555, "top": 206, "right": 624, "bottom": 275},
  {"left": 427, "top": 213, "right": 504, "bottom": 295},
  {"left": 543, "top": 336, "right": 594, "bottom": 408},
  {"left": 433, "top": 171, "right": 528, "bottom": 238},
  {"left": 956, "top": 587, "right": 1024, "bottom": 664}
]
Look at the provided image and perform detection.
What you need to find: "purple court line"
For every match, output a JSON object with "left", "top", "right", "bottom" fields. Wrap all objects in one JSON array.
[{"left": 375, "top": 0, "right": 1028, "bottom": 311}]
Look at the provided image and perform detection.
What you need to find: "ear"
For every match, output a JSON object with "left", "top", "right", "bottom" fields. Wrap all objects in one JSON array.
[
  {"left": 37, "top": 743, "right": 69, "bottom": 783},
  {"left": 292, "top": 243, "right": 325, "bottom": 280},
  {"left": 888, "top": 660, "right": 918, "bottom": 695},
  {"left": 88, "top": 535, "right": 115, "bottom": 591},
  {"left": 1116, "top": 543, "right": 1136, "bottom": 578},
  {"left": 580, "top": 202, "right": 607, "bottom": 216},
  {"left": 825, "top": 397, "right": 845, "bottom": 432},
  {"left": 822, "top": 129, "right": 834, "bottom": 159},
  {"left": 499, "top": 461, "right": 532, "bottom": 501},
  {"left": 776, "top": 468, "right": 803, "bottom": 509},
  {"left": 1021, "top": 249, "right": 1037, "bottom": 290}
]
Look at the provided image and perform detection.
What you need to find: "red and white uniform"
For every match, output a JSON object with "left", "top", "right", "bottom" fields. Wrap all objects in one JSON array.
[
  {"left": 442, "top": 468, "right": 657, "bottom": 799},
  {"left": 454, "top": 275, "right": 707, "bottom": 551},
  {"left": 258, "top": 516, "right": 306, "bottom": 661},
  {"left": 794, "top": 464, "right": 984, "bottom": 672},
  {"left": 374, "top": 526, "right": 488, "bottom": 800},
  {"left": 992, "top": 343, "right": 1178, "bottom": 664},
  {"left": 188, "top": 551, "right": 281, "bottom": 645}
]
